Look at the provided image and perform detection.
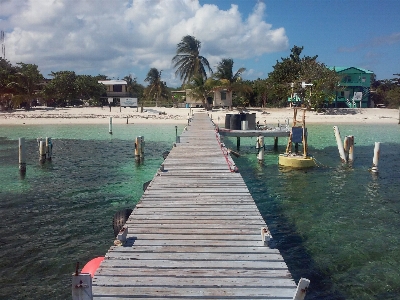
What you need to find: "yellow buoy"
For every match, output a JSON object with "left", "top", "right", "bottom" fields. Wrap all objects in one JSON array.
[{"left": 278, "top": 154, "right": 316, "bottom": 168}]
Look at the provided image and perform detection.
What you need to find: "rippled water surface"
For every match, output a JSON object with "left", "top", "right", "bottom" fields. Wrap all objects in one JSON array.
[{"left": 0, "top": 122, "right": 399, "bottom": 299}]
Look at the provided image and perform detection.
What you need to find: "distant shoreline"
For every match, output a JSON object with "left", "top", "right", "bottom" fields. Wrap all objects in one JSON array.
[{"left": 0, "top": 106, "right": 398, "bottom": 125}]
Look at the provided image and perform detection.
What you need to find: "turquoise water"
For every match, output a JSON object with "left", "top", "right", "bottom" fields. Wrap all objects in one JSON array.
[
  {"left": 225, "top": 124, "right": 400, "bottom": 300},
  {"left": 0, "top": 123, "right": 399, "bottom": 299},
  {"left": 0, "top": 124, "right": 181, "bottom": 299}
]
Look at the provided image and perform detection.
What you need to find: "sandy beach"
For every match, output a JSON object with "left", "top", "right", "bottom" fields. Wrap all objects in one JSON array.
[{"left": 0, "top": 106, "right": 399, "bottom": 126}]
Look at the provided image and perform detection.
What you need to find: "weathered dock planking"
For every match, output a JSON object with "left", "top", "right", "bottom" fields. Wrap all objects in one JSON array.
[{"left": 92, "top": 113, "right": 299, "bottom": 299}]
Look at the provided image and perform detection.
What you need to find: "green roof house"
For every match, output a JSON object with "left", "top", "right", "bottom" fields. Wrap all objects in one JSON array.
[{"left": 331, "top": 67, "right": 374, "bottom": 108}]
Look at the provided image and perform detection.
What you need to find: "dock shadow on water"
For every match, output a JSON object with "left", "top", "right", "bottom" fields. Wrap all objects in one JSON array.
[{"left": 227, "top": 134, "right": 400, "bottom": 300}]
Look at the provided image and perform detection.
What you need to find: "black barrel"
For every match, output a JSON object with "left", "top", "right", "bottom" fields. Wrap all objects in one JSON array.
[
  {"left": 225, "top": 114, "right": 232, "bottom": 129},
  {"left": 230, "top": 114, "right": 242, "bottom": 130},
  {"left": 247, "top": 113, "right": 256, "bottom": 130}
]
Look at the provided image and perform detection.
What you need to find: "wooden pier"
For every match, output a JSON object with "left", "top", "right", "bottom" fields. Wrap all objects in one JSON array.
[{"left": 91, "top": 113, "right": 301, "bottom": 299}]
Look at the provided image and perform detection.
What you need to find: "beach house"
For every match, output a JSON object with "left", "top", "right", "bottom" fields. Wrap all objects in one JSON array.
[
  {"left": 98, "top": 80, "right": 128, "bottom": 105},
  {"left": 332, "top": 67, "right": 374, "bottom": 108},
  {"left": 213, "top": 88, "right": 232, "bottom": 108}
]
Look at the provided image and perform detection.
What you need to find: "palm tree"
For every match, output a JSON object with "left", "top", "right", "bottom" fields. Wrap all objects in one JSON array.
[
  {"left": 185, "top": 75, "right": 215, "bottom": 110},
  {"left": 213, "top": 58, "right": 252, "bottom": 107},
  {"left": 213, "top": 58, "right": 245, "bottom": 84},
  {"left": 124, "top": 74, "right": 144, "bottom": 99},
  {"left": 172, "top": 35, "right": 212, "bottom": 84},
  {"left": 144, "top": 68, "right": 169, "bottom": 107}
]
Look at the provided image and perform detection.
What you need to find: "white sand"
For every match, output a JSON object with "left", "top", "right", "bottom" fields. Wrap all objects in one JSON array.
[{"left": 0, "top": 106, "right": 398, "bottom": 126}]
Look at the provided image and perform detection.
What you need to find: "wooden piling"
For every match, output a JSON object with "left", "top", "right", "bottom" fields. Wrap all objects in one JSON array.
[
  {"left": 39, "top": 140, "right": 46, "bottom": 163},
  {"left": 236, "top": 136, "right": 240, "bottom": 149},
  {"left": 333, "top": 126, "right": 347, "bottom": 163},
  {"left": 135, "top": 136, "right": 144, "bottom": 162},
  {"left": 274, "top": 137, "right": 278, "bottom": 150},
  {"left": 343, "top": 136, "right": 349, "bottom": 162},
  {"left": 257, "top": 136, "right": 264, "bottom": 162},
  {"left": 109, "top": 117, "right": 113, "bottom": 134},
  {"left": 72, "top": 272, "right": 92, "bottom": 300},
  {"left": 293, "top": 278, "right": 311, "bottom": 300},
  {"left": 19, "top": 138, "right": 26, "bottom": 174},
  {"left": 175, "top": 126, "right": 179, "bottom": 143},
  {"left": 348, "top": 136, "right": 354, "bottom": 163},
  {"left": 371, "top": 142, "right": 380, "bottom": 173},
  {"left": 46, "top": 137, "right": 52, "bottom": 160}
]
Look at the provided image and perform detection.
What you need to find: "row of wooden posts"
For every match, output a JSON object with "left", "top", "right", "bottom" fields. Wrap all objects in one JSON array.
[
  {"left": 18, "top": 134, "right": 146, "bottom": 174},
  {"left": 333, "top": 125, "right": 380, "bottom": 173},
  {"left": 18, "top": 137, "right": 53, "bottom": 174},
  {"left": 17, "top": 116, "right": 187, "bottom": 175}
]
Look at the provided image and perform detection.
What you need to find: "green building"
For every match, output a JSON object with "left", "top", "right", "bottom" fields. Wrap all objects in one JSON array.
[{"left": 331, "top": 67, "right": 374, "bottom": 108}]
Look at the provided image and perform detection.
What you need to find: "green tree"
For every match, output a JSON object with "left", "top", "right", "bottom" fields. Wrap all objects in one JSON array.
[
  {"left": 213, "top": 58, "right": 252, "bottom": 107},
  {"left": 75, "top": 75, "right": 106, "bottom": 105},
  {"left": 373, "top": 74, "right": 400, "bottom": 108},
  {"left": 298, "top": 60, "right": 339, "bottom": 110},
  {"left": 144, "top": 68, "right": 169, "bottom": 107},
  {"left": 251, "top": 78, "right": 272, "bottom": 107},
  {"left": 172, "top": 35, "right": 212, "bottom": 84},
  {"left": 0, "top": 58, "right": 18, "bottom": 109},
  {"left": 42, "top": 71, "right": 78, "bottom": 106},
  {"left": 124, "top": 74, "right": 144, "bottom": 99},
  {"left": 14, "top": 63, "right": 44, "bottom": 108},
  {"left": 268, "top": 45, "right": 339, "bottom": 109}
]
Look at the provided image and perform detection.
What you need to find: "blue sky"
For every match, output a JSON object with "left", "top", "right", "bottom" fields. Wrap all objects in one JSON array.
[{"left": 1, "top": 0, "right": 399, "bottom": 87}]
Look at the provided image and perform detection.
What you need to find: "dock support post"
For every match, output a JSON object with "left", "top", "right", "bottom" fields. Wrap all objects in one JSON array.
[
  {"left": 343, "top": 136, "right": 349, "bottom": 162},
  {"left": 348, "top": 136, "right": 354, "bottom": 163},
  {"left": 19, "top": 138, "right": 26, "bottom": 174},
  {"left": 135, "top": 136, "right": 144, "bottom": 162},
  {"left": 371, "top": 142, "right": 380, "bottom": 173},
  {"left": 39, "top": 140, "right": 46, "bottom": 164},
  {"left": 257, "top": 136, "right": 264, "bottom": 162},
  {"left": 293, "top": 278, "right": 311, "bottom": 300},
  {"left": 72, "top": 271, "right": 93, "bottom": 300},
  {"left": 274, "top": 137, "right": 278, "bottom": 150},
  {"left": 109, "top": 117, "right": 113, "bottom": 134},
  {"left": 46, "top": 137, "right": 52, "bottom": 161},
  {"left": 333, "top": 126, "right": 347, "bottom": 163},
  {"left": 175, "top": 126, "right": 180, "bottom": 143},
  {"left": 236, "top": 137, "right": 240, "bottom": 150},
  {"left": 261, "top": 227, "right": 271, "bottom": 245}
]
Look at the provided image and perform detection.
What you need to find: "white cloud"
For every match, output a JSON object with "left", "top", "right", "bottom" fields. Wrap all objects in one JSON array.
[{"left": 1, "top": 0, "right": 288, "bottom": 85}]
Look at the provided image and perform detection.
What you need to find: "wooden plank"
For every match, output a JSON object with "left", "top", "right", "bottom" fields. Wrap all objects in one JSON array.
[
  {"left": 98, "top": 259, "right": 289, "bottom": 269},
  {"left": 92, "top": 286, "right": 296, "bottom": 298},
  {"left": 124, "top": 234, "right": 262, "bottom": 240},
  {"left": 105, "top": 252, "right": 285, "bottom": 261},
  {"left": 94, "top": 267, "right": 291, "bottom": 278},
  {"left": 93, "top": 276, "right": 295, "bottom": 288},
  {"left": 108, "top": 246, "right": 279, "bottom": 253}
]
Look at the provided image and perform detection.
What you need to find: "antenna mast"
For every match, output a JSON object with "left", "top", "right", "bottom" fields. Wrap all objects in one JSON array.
[{"left": 1, "top": 30, "right": 5, "bottom": 59}]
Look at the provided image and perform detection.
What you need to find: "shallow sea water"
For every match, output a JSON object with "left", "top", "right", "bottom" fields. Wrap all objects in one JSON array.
[{"left": 0, "top": 122, "right": 399, "bottom": 299}]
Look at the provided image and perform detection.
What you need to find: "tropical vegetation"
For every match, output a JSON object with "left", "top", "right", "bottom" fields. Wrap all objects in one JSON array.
[
  {"left": 143, "top": 68, "right": 169, "bottom": 107},
  {"left": 371, "top": 74, "right": 400, "bottom": 108},
  {"left": 172, "top": 35, "right": 212, "bottom": 84},
  {"left": 1, "top": 37, "right": 398, "bottom": 111}
]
